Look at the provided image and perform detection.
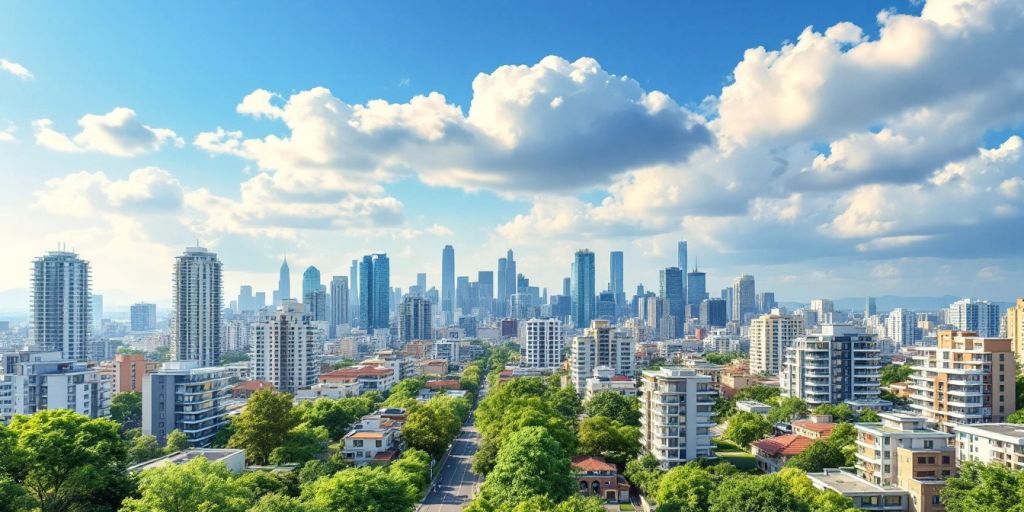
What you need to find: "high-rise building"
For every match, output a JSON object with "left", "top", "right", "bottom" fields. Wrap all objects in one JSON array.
[
  {"left": 0, "top": 350, "right": 111, "bottom": 423},
  {"left": 731, "top": 275, "right": 755, "bottom": 324},
  {"left": 250, "top": 300, "right": 321, "bottom": 393},
  {"left": 349, "top": 259, "right": 359, "bottom": 322},
  {"left": 749, "top": 312, "right": 804, "bottom": 375},
  {"left": 304, "top": 288, "right": 327, "bottom": 322},
  {"left": 442, "top": 245, "right": 455, "bottom": 325},
  {"left": 865, "top": 297, "right": 877, "bottom": 318},
  {"left": 571, "top": 249, "right": 596, "bottom": 329},
  {"left": 563, "top": 277, "right": 572, "bottom": 298},
  {"left": 947, "top": 298, "right": 1001, "bottom": 337},
  {"left": 686, "top": 268, "right": 706, "bottom": 318},
  {"left": 171, "top": 246, "right": 223, "bottom": 367},
  {"left": 569, "top": 320, "right": 634, "bottom": 395},
  {"left": 755, "top": 292, "right": 776, "bottom": 315},
  {"left": 224, "top": 319, "right": 250, "bottom": 352},
  {"left": 275, "top": 257, "right": 290, "bottom": 305},
  {"left": 885, "top": 308, "right": 918, "bottom": 347},
  {"left": 143, "top": 361, "right": 231, "bottom": 447},
  {"left": 301, "top": 265, "right": 322, "bottom": 302},
  {"left": 699, "top": 298, "right": 727, "bottom": 328},
  {"left": 398, "top": 296, "right": 432, "bottom": 342},
  {"left": 610, "top": 251, "right": 624, "bottom": 314},
  {"left": 91, "top": 294, "right": 103, "bottom": 332},
  {"left": 677, "top": 241, "right": 688, "bottom": 313},
  {"left": 908, "top": 330, "right": 1016, "bottom": 431},
  {"left": 329, "top": 276, "right": 349, "bottom": 338},
  {"left": 237, "top": 285, "right": 254, "bottom": 312},
  {"left": 809, "top": 299, "right": 834, "bottom": 324},
  {"left": 130, "top": 302, "right": 157, "bottom": 331},
  {"left": 1006, "top": 298, "right": 1024, "bottom": 366},
  {"left": 522, "top": 318, "right": 564, "bottom": 370},
  {"left": 417, "top": 273, "right": 427, "bottom": 292},
  {"left": 114, "top": 352, "right": 159, "bottom": 393},
  {"left": 640, "top": 367, "right": 716, "bottom": 469},
  {"left": 477, "top": 271, "right": 494, "bottom": 316},
  {"left": 659, "top": 267, "right": 685, "bottom": 336},
  {"left": 31, "top": 250, "right": 91, "bottom": 362},
  {"left": 359, "top": 254, "right": 390, "bottom": 330},
  {"left": 780, "top": 325, "right": 882, "bottom": 407},
  {"left": 497, "top": 257, "right": 508, "bottom": 315},
  {"left": 456, "top": 275, "right": 471, "bottom": 315}
]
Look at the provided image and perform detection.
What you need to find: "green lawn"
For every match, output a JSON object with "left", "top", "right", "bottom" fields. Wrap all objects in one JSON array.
[
  {"left": 713, "top": 438, "right": 759, "bottom": 471},
  {"left": 618, "top": 505, "right": 635, "bottom": 511}
]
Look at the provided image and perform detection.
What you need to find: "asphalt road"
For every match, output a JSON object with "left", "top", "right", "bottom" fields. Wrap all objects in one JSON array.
[{"left": 418, "top": 387, "right": 486, "bottom": 512}]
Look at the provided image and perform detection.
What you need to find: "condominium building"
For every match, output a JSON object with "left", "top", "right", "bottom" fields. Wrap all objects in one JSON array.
[
  {"left": 780, "top": 325, "right": 883, "bottom": 407},
  {"left": 954, "top": 423, "right": 1024, "bottom": 470},
  {"left": 114, "top": 352, "right": 160, "bottom": 393},
  {"left": 584, "top": 366, "right": 637, "bottom": 400},
  {"left": 569, "top": 320, "right": 635, "bottom": 395},
  {"left": 249, "top": 300, "right": 322, "bottom": 394},
  {"left": 171, "top": 246, "right": 223, "bottom": 367},
  {"left": 749, "top": 312, "right": 804, "bottom": 375},
  {"left": 639, "top": 367, "right": 716, "bottom": 469},
  {"left": 143, "top": 361, "right": 232, "bottom": 447},
  {"left": 908, "top": 330, "right": 1016, "bottom": 431},
  {"left": 31, "top": 250, "right": 91, "bottom": 362},
  {"left": 398, "top": 296, "right": 432, "bottom": 342},
  {"left": 947, "top": 299, "right": 1001, "bottom": 337},
  {"left": 885, "top": 308, "right": 918, "bottom": 347},
  {"left": 521, "top": 317, "right": 564, "bottom": 370},
  {"left": 1005, "top": 298, "right": 1024, "bottom": 365},
  {"left": 130, "top": 302, "right": 157, "bottom": 332},
  {"left": 0, "top": 350, "right": 111, "bottom": 423}
]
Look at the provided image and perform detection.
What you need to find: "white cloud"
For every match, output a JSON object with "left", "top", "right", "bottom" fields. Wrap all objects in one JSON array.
[
  {"left": 33, "top": 107, "right": 184, "bottom": 156},
  {"left": 0, "top": 58, "right": 32, "bottom": 80},
  {"left": 35, "top": 167, "right": 186, "bottom": 217},
  {"left": 0, "top": 122, "right": 16, "bottom": 143}
]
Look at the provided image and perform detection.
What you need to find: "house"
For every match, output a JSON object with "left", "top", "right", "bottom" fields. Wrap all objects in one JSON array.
[
  {"left": 341, "top": 409, "right": 406, "bottom": 466},
  {"left": 751, "top": 434, "right": 815, "bottom": 473},
  {"left": 736, "top": 400, "right": 771, "bottom": 414},
  {"left": 319, "top": 365, "right": 396, "bottom": 394},
  {"left": 584, "top": 366, "right": 638, "bottom": 399},
  {"left": 418, "top": 359, "right": 449, "bottom": 376},
  {"left": 231, "top": 380, "right": 274, "bottom": 399},
  {"left": 294, "top": 379, "right": 361, "bottom": 401},
  {"left": 808, "top": 468, "right": 909, "bottom": 511},
  {"left": 571, "top": 455, "right": 630, "bottom": 503},
  {"left": 425, "top": 379, "right": 461, "bottom": 391},
  {"left": 791, "top": 415, "right": 836, "bottom": 440}
]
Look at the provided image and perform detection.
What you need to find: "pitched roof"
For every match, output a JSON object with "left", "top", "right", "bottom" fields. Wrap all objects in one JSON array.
[
  {"left": 792, "top": 420, "right": 836, "bottom": 436},
  {"left": 232, "top": 380, "right": 273, "bottom": 392},
  {"left": 425, "top": 379, "right": 461, "bottom": 390},
  {"left": 320, "top": 366, "right": 394, "bottom": 379},
  {"left": 571, "top": 455, "right": 617, "bottom": 473},
  {"left": 751, "top": 434, "right": 815, "bottom": 457}
]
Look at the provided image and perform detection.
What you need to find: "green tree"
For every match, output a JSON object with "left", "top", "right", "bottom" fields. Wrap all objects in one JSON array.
[
  {"left": 784, "top": 441, "right": 846, "bottom": 472},
  {"left": 402, "top": 398, "right": 462, "bottom": 460},
  {"left": 480, "top": 426, "right": 576, "bottom": 508},
  {"left": 940, "top": 461, "right": 1024, "bottom": 512},
  {"left": 710, "top": 474, "right": 801, "bottom": 512},
  {"left": 1006, "top": 408, "right": 1024, "bottom": 424},
  {"left": 813, "top": 403, "right": 854, "bottom": 423},
  {"left": 228, "top": 389, "right": 299, "bottom": 464},
  {"left": 655, "top": 463, "right": 718, "bottom": 512},
  {"left": 269, "top": 423, "right": 328, "bottom": 465},
  {"left": 121, "top": 457, "right": 253, "bottom": 512},
  {"left": 549, "top": 385, "right": 584, "bottom": 422},
  {"left": 128, "top": 434, "right": 164, "bottom": 463},
  {"left": 880, "top": 364, "right": 913, "bottom": 386},
  {"left": 389, "top": 448, "right": 431, "bottom": 494},
  {"left": 165, "top": 429, "right": 189, "bottom": 453},
  {"left": 777, "top": 467, "right": 855, "bottom": 512},
  {"left": 576, "top": 416, "right": 641, "bottom": 467},
  {"left": 235, "top": 470, "right": 290, "bottom": 500},
  {"left": 584, "top": 391, "right": 641, "bottom": 427},
  {"left": 724, "top": 411, "right": 773, "bottom": 447},
  {"left": 300, "top": 466, "right": 416, "bottom": 512},
  {"left": 703, "top": 352, "right": 740, "bottom": 365},
  {"left": 249, "top": 493, "right": 314, "bottom": 512},
  {"left": 384, "top": 377, "right": 428, "bottom": 407},
  {"left": 624, "top": 454, "right": 664, "bottom": 496},
  {"left": 768, "top": 397, "right": 808, "bottom": 423},
  {"left": 826, "top": 422, "right": 859, "bottom": 466},
  {"left": 0, "top": 475, "right": 31, "bottom": 512},
  {"left": 3, "top": 410, "right": 132, "bottom": 512},
  {"left": 295, "top": 397, "right": 373, "bottom": 440},
  {"left": 109, "top": 391, "right": 142, "bottom": 431},
  {"left": 857, "top": 409, "right": 881, "bottom": 423},
  {"left": 734, "top": 385, "right": 781, "bottom": 403}
]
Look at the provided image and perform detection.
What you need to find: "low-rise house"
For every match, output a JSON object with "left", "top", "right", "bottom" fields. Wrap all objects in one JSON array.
[
  {"left": 571, "top": 455, "right": 630, "bottom": 503},
  {"left": 751, "top": 434, "right": 815, "bottom": 473},
  {"left": 584, "top": 366, "right": 637, "bottom": 400},
  {"left": 319, "top": 365, "right": 396, "bottom": 394},
  {"left": 231, "top": 380, "right": 274, "bottom": 399},
  {"left": 736, "top": 400, "right": 771, "bottom": 414},
  {"left": 128, "top": 448, "right": 246, "bottom": 474},
  {"left": 791, "top": 415, "right": 836, "bottom": 440},
  {"left": 295, "top": 379, "right": 361, "bottom": 401},
  {"left": 808, "top": 468, "right": 909, "bottom": 512},
  {"left": 418, "top": 359, "right": 449, "bottom": 376},
  {"left": 341, "top": 409, "right": 406, "bottom": 466},
  {"left": 425, "top": 379, "right": 461, "bottom": 391}
]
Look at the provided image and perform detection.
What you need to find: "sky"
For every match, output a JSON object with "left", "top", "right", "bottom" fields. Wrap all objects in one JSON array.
[{"left": 1, "top": 0, "right": 1023, "bottom": 311}]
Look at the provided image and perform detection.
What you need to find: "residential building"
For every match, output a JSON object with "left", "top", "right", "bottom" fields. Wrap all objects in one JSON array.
[
  {"left": 571, "top": 455, "right": 630, "bottom": 503},
  {"left": 908, "top": 330, "right": 1016, "bottom": 431},
  {"left": 569, "top": 320, "right": 635, "bottom": 395},
  {"left": 792, "top": 415, "right": 837, "bottom": 439},
  {"left": 128, "top": 448, "right": 246, "bottom": 474},
  {"left": 886, "top": 308, "right": 919, "bottom": 347},
  {"left": 749, "top": 312, "right": 804, "bottom": 375},
  {"left": 31, "top": 250, "right": 91, "bottom": 362},
  {"left": 521, "top": 317, "right": 564, "bottom": 370},
  {"left": 398, "top": 296, "right": 432, "bottom": 343},
  {"left": 737, "top": 400, "right": 771, "bottom": 414},
  {"left": 659, "top": 267, "right": 685, "bottom": 337},
  {"left": 781, "top": 324, "right": 883, "bottom": 407},
  {"left": 171, "top": 246, "right": 223, "bottom": 367},
  {"left": 114, "top": 353, "right": 159, "bottom": 393},
  {"left": 571, "top": 250, "right": 596, "bottom": 328},
  {"left": 752, "top": 434, "right": 816, "bottom": 473},
  {"left": 639, "top": 367, "right": 716, "bottom": 469},
  {"left": 855, "top": 413, "right": 954, "bottom": 487},
  {"left": 143, "top": 361, "right": 231, "bottom": 447},
  {"left": 130, "top": 302, "right": 157, "bottom": 331},
  {"left": 1005, "top": 299, "right": 1024, "bottom": 365},
  {"left": 584, "top": 366, "right": 637, "bottom": 400},
  {"left": 731, "top": 275, "right": 755, "bottom": 324},
  {"left": 810, "top": 299, "right": 835, "bottom": 325},
  {"left": 432, "top": 339, "right": 461, "bottom": 366},
  {"left": 223, "top": 319, "right": 250, "bottom": 352},
  {"left": 807, "top": 469, "right": 909, "bottom": 512},
  {"left": 342, "top": 409, "right": 406, "bottom": 466},
  {"left": 319, "top": 365, "right": 396, "bottom": 394},
  {"left": 947, "top": 299, "right": 1001, "bottom": 337},
  {"left": 249, "top": 300, "right": 321, "bottom": 394},
  {"left": 0, "top": 350, "right": 111, "bottom": 423},
  {"left": 954, "top": 423, "right": 1024, "bottom": 469}
]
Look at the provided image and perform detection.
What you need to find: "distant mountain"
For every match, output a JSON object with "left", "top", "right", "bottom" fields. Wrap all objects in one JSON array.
[{"left": 781, "top": 295, "right": 1012, "bottom": 314}]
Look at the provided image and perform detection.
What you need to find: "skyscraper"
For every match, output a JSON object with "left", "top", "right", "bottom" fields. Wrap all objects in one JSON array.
[
  {"left": 677, "top": 241, "right": 688, "bottom": 313},
  {"left": 31, "top": 250, "right": 91, "bottom": 361},
  {"left": 571, "top": 249, "right": 596, "bottom": 328},
  {"left": 865, "top": 297, "right": 877, "bottom": 318},
  {"left": 731, "top": 274, "right": 755, "bottom": 324},
  {"left": 349, "top": 259, "right": 359, "bottom": 324},
  {"left": 301, "top": 265, "right": 322, "bottom": 301},
  {"left": 172, "top": 246, "right": 223, "bottom": 367},
  {"left": 442, "top": 245, "right": 455, "bottom": 325},
  {"left": 359, "top": 254, "right": 390, "bottom": 330},
  {"left": 130, "top": 302, "right": 157, "bottom": 331},
  {"left": 304, "top": 288, "right": 327, "bottom": 322},
  {"left": 563, "top": 277, "right": 572, "bottom": 297},
  {"left": 477, "top": 271, "right": 494, "bottom": 316},
  {"left": 659, "top": 267, "right": 685, "bottom": 336},
  {"left": 275, "top": 257, "right": 290, "bottom": 305},
  {"left": 497, "top": 257, "right": 508, "bottom": 316},
  {"left": 885, "top": 308, "right": 918, "bottom": 347},
  {"left": 755, "top": 292, "right": 776, "bottom": 314},
  {"left": 686, "top": 268, "right": 706, "bottom": 309},
  {"left": 329, "top": 276, "right": 349, "bottom": 338},
  {"left": 398, "top": 295, "right": 432, "bottom": 342},
  {"left": 91, "top": 294, "right": 103, "bottom": 332},
  {"left": 610, "top": 251, "right": 624, "bottom": 314},
  {"left": 249, "top": 300, "right": 321, "bottom": 393},
  {"left": 417, "top": 273, "right": 427, "bottom": 292}
]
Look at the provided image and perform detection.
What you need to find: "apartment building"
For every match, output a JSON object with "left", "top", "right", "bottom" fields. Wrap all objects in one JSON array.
[
  {"left": 781, "top": 325, "right": 883, "bottom": 407},
  {"left": 584, "top": 366, "right": 637, "bottom": 400},
  {"left": 639, "top": 367, "right": 716, "bottom": 469},
  {"left": 143, "top": 361, "right": 232, "bottom": 447},
  {"left": 749, "top": 312, "right": 804, "bottom": 375},
  {"left": 569, "top": 320, "right": 635, "bottom": 395},
  {"left": 342, "top": 408, "right": 406, "bottom": 465},
  {"left": 0, "top": 350, "right": 111, "bottom": 423},
  {"left": 855, "top": 413, "right": 954, "bottom": 487},
  {"left": 249, "top": 300, "right": 322, "bottom": 393},
  {"left": 954, "top": 423, "right": 1024, "bottom": 470},
  {"left": 114, "top": 353, "right": 160, "bottom": 393},
  {"left": 908, "top": 330, "right": 1016, "bottom": 432},
  {"left": 521, "top": 317, "right": 564, "bottom": 370}
]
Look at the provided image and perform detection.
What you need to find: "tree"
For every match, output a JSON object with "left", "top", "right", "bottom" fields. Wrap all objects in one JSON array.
[
  {"left": 710, "top": 474, "right": 801, "bottom": 512},
  {"left": 1007, "top": 408, "right": 1024, "bottom": 424},
  {"left": 724, "top": 411, "right": 773, "bottom": 447},
  {"left": 549, "top": 385, "right": 583, "bottom": 422},
  {"left": 165, "top": 429, "right": 188, "bottom": 453},
  {"left": 941, "top": 461, "right": 1024, "bottom": 512},
  {"left": 249, "top": 493, "right": 314, "bottom": 512},
  {"left": 655, "top": 463, "right": 718, "bottom": 512},
  {"left": 389, "top": 449, "right": 431, "bottom": 493},
  {"left": 384, "top": 377, "right": 428, "bottom": 407},
  {"left": 235, "top": 470, "right": 291, "bottom": 500},
  {"left": 109, "top": 391, "right": 142, "bottom": 431},
  {"left": 301, "top": 466, "right": 417, "bottom": 512},
  {"left": 480, "top": 426, "right": 576, "bottom": 508},
  {"left": 3, "top": 410, "right": 132, "bottom": 512},
  {"left": 777, "top": 468, "right": 855, "bottom": 512},
  {"left": 703, "top": 352, "right": 741, "bottom": 365},
  {"left": 734, "top": 385, "right": 781, "bottom": 403},
  {"left": 402, "top": 398, "right": 461, "bottom": 460},
  {"left": 826, "top": 422, "right": 858, "bottom": 466},
  {"left": 784, "top": 441, "right": 846, "bottom": 472},
  {"left": 228, "top": 389, "right": 299, "bottom": 465},
  {"left": 0, "top": 475, "right": 31, "bottom": 512},
  {"left": 880, "top": 364, "right": 913, "bottom": 386},
  {"left": 128, "top": 434, "right": 164, "bottom": 463},
  {"left": 269, "top": 423, "right": 328, "bottom": 465},
  {"left": 813, "top": 403, "right": 853, "bottom": 423},
  {"left": 295, "top": 397, "right": 373, "bottom": 440},
  {"left": 624, "top": 454, "right": 664, "bottom": 496},
  {"left": 584, "top": 391, "right": 641, "bottom": 427},
  {"left": 121, "top": 457, "right": 253, "bottom": 512},
  {"left": 768, "top": 397, "right": 808, "bottom": 423},
  {"left": 857, "top": 409, "right": 881, "bottom": 423},
  {"left": 576, "top": 416, "right": 641, "bottom": 467}
]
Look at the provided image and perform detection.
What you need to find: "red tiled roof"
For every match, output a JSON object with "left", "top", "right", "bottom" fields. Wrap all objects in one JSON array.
[
  {"left": 610, "top": 375, "right": 632, "bottom": 382},
  {"left": 373, "top": 450, "right": 399, "bottom": 461},
  {"left": 321, "top": 366, "right": 394, "bottom": 380},
  {"left": 425, "top": 379, "right": 461, "bottom": 390},
  {"left": 751, "top": 434, "right": 815, "bottom": 457},
  {"left": 233, "top": 380, "right": 273, "bottom": 391},
  {"left": 572, "top": 455, "right": 617, "bottom": 473},
  {"left": 791, "top": 420, "right": 836, "bottom": 436}
]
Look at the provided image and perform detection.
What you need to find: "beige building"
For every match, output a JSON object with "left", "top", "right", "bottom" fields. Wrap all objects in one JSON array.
[
  {"left": 908, "top": 330, "right": 1016, "bottom": 431},
  {"left": 1006, "top": 299, "right": 1024, "bottom": 364},
  {"left": 748, "top": 312, "right": 804, "bottom": 375},
  {"left": 569, "top": 320, "right": 635, "bottom": 396},
  {"left": 639, "top": 367, "right": 716, "bottom": 469}
]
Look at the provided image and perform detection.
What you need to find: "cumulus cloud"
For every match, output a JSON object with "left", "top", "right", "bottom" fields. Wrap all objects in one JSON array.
[
  {"left": 0, "top": 58, "right": 32, "bottom": 79},
  {"left": 0, "top": 122, "right": 16, "bottom": 143},
  {"left": 33, "top": 107, "right": 184, "bottom": 156},
  {"left": 35, "top": 167, "right": 186, "bottom": 216}
]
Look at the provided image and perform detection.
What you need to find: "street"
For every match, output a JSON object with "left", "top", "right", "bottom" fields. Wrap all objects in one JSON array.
[{"left": 418, "top": 382, "right": 487, "bottom": 512}]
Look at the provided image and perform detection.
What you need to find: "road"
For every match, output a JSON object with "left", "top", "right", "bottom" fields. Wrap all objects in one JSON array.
[{"left": 418, "top": 385, "right": 486, "bottom": 512}]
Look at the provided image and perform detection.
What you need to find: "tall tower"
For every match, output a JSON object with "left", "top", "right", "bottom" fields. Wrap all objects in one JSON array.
[
  {"left": 731, "top": 274, "right": 755, "bottom": 324},
  {"left": 686, "top": 267, "right": 707, "bottom": 319},
  {"left": 31, "top": 250, "right": 91, "bottom": 361},
  {"left": 359, "top": 254, "right": 391, "bottom": 330},
  {"left": 442, "top": 245, "right": 455, "bottom": 326},
  {"left": 249, "top": 300, "right": 321, "bottom": 393},
  {"left": 329, "top": 276, "right": 349, "bottom": 338},
  {"left": 276, "top": 257, "right": 290, "bottom": 305},
  {"left": 172, "top": 246, "right": 223, "bottom": 366},
  {"left": 301, "top": 265, "right": 322, "bottom": 301},
  {"left": 571, "top": 249, "right": 596, "bottom": 329},
  {"left": 659, "top": 267, "right": 685, "bottom": 337},
  {"left": 610, "top": 251, "right": 624, "bottom": 316},
  {"left": 677, "top": 241, "right": 688, "bottom": 312},
  {"left": 349, "top": 259, "right": 359, "bottom": 324}
]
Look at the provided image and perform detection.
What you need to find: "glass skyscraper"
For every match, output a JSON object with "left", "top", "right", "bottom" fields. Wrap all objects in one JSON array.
[
  {"left": 571, "top": 249, "right": 596, "bottom": 328},
  {"left": 359, "top": 254, "right": 391, "bottom": 330},
  {"left": 442, "top": 245, "right": 455, "bottom": 325}
]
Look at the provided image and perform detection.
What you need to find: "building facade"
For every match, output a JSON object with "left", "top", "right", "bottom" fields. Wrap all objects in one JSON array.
[
  {"left": 130, "top": 302, "right": 157, "bottom": 331},
  {"left": 780, "top": 325, "right": 882, "bottom": 407},
  {"left": 0, "top": 350, "right": 111, "bottom": 423},
  {"left": 249, "top": 300, "right": 321, "bottom": 393},
  {"left": 171, "top": 246, "right": 223, "bottom": 367},
  {"left": 947, "top": 299, "right": 1001, "bottom": 337},
  {"left": 398, "top": 296, "right": 432, "bottom": 342},
  {"left": 143, "top": 361, "right": 231, "bottom": 447},
  {"left": 571, "top": 250, "right": 596, "bottom": 329},
  {"left": 31, "top": 250, "right": 91, "bottom": 362},
  {"left": 639, "top": 367, "right": 716, "bottom": 469},
  {"left": 749, "top": 312, "right": 804, "bottom": 376},
  {"left": 569, "top": 320, "right": 634, "bottom": 395},
  {"left": 521, "top": 317, "right": 564, "bottom": 370}
]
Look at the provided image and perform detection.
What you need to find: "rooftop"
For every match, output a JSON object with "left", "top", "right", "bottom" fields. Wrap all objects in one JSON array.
[
  {"left": 572, "top": 455, "right": 617, "bottom": 473},
  {"left": 956, "top": 423, "right": 1024, "bottom": 441},
  {"left": 127, "top": 448, "right": 245, "bottom": 473},
  {"left": 752, "top": 434, "right": 816, "bottom": 457},
  {"left": 808, "top": 468, "right": 906, "bottom": 496}
]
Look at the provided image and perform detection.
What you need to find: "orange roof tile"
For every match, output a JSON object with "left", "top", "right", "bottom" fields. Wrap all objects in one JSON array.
[
  {"left": 791, "top": 420, "right": 836, "bottom": 436},
  {"left": 572, "top": 455, "right": 617, "bottom": 472},
  {"left": 751, "top": 434, "right": 815, "bottom": 457},
  {"left": 233, "top": 380, "right": 273, "bottom": 391}
]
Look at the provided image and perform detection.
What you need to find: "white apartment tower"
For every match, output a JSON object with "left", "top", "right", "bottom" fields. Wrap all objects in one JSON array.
[
  {"left": 781, "top": 324, "right": 883, "bottom": 407},
  {"left": 885, "top": 308, "right": 918, "bottom": 347},
  {"left": 171, "top": 246, "right": 223, "bottom": 367},
  {"left": 569, "top": 320, "right": 635, "bottom": 395},
  {"left": 521, "top": 317, "right": 564, "bottom": 370},
  {"left": 0, "top": 350, "right": 111, "bottom": 423},
  {"left": 947, "top": 299, "right": 1001, "bottom": 337},
  {"left": 640, "top": 367, "right": 716, "bottom": 469},
  {"left": 31, "top": 250, "right": 91, "bottom": 362},
  {"left": 249, "top": 300, "right": 322, "bottom": 393},
  {"left": 749, "top": 312, "right": 804, "bottom": 375}
]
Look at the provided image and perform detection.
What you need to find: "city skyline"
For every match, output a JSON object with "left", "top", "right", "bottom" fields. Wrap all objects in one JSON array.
[{"left": 3, "top": 1, "right": 1024, "bottom": 310}]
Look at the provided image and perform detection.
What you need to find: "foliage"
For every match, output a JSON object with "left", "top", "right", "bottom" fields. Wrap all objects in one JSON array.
[
  {"left": 784, "top": 441, "right": 846, "bottom": 472},
  {"left": 655, "top": 463, "right": 718, "bottom": 512},
  {"left": 880, "top": 389, "right": 909, "bottom": 407},
  {"left": 300, "top": 466, "right": 417, "bottom": 512},
  {"left": 268, "top": 423, "right": 329, "bottom": 465},
  {"left": 479, "top": 426, "right": 576, "bottom": 508},
  {"left": 401, "top": 396, "right": 464, "bottom": 460},
  {"left": 709, "top": 474, "right": 801, "bottom": 512},
  {"left": 228, "top": 389, "right": 300, "bottom": 465},
  {"left": 703, "top": 352, "right": 742, "bottom": 365},
  {"left": 165, "top": 429, "right": 188, "bottom": 452},
  {"left": 460, "top": 362, "right": 485, "bottom": 395},
  {"left": 813, "top": 403, "right": 854, "bottom": 423},
  {"left": 584, "top": 391, "right": 641, "bottom": 427},
  {"left": 295, "top": 396, "right": 375, "bottom": 441},
  {"left": 940, "top": 461, "right": 1024, "bottom": 512},
  {"left": 724, "top": 411, "right": 773, "bottom": 447},
  {"left": 826, "top": 422, "right": 859, "bottom": 466},
  {"left": 329, "top": 359, "right": 358, "bottom": 370},
  {"left": 1007, "top": 408, "right": 1024, "bottom": 424},
  {"left": 109, "top": 392, "right": 142, "bottom": 431},
  {"left": 249, "top": 493, "right": 313, "bottom": 512},
  {"left": 549, "top": 385, "right": 584, "bottom": 422},
  {"left": 857, "top": 409, "right": 881, "bottom": 423},
  {"left": 880, "top": 364, "right": 913, "bottom": 386},
  {"left": 235, "top": 470, "right": 291, "bottom": 500},
  {"left": 768, "top": 397, "right": 808, "bottom": 423},
  {"left": 128, "top": 434, "right": 164, "bottom": 463},
  {"left": 776, "top": 468, "right": 856, "bottom": 512},
  {"left": 624, "top": 454, "right": 664, "bottom": 497},
  {"left": 221, "top": 350, "right": 250, "bottom": 364},
  {"left": 389, "top": 449, "right": 432, "bottom": 494},
  {"left": 576, "top": 416, "right": 641, "bottom": 467},
  {"left": 121, "top": 456, "right": 252, "bottom": 512},
  {"left": 734, "top": 385, "right": 782, "bottom": 404},
  {"left": 384, "top": 376, "right": 428, "bottom": 408}
]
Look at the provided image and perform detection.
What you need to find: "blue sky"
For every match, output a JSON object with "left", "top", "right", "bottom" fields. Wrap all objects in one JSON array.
[{"left": 1, "top": 0, "right": 1023, "bottom": 310}]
